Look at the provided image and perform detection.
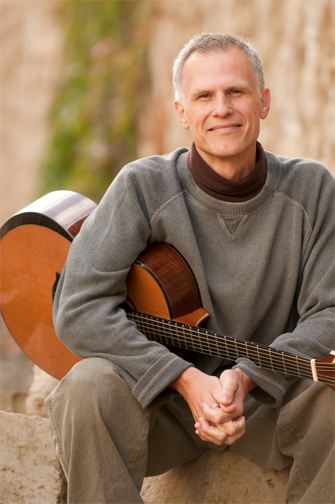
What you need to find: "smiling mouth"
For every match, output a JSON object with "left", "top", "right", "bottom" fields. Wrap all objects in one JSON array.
[{"left": 209, "top": 124, "right": 241, "bottom": 131}]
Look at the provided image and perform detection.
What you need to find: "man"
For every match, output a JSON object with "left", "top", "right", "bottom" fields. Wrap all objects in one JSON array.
[{"left": 45, "top": 33, "right": 335, "bottom": 503}]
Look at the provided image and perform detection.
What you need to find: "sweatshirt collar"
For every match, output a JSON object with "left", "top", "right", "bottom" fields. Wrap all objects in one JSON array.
[{"left": 186, "top": 141, "right": 267, "bottom": 202}]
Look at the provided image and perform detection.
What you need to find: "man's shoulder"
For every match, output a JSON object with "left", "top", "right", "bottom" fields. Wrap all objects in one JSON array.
[
  {"left": 265, "top": 150, "right": 335, "bottom": 217},
  {"left": 104, "top": 147, "right": 189, "bottom": 214},
  {"left": 265, "top": 150, "right": 334, "bottom": 194},
  {"left": 266, "top": 150, "right": 332, "bottom": 178},
  {"left": 121, "top": 147, "right": 188, "bottom": 180}
]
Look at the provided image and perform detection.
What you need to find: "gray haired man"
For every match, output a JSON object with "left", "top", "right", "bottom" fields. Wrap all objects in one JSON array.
[{"left": 46, "top": 33, "right": 335, "bottom": 503}]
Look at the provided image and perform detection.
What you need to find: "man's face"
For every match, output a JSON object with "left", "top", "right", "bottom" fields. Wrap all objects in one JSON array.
[{"left": 174, "top": 47, "right": 270, "bottom": 175}]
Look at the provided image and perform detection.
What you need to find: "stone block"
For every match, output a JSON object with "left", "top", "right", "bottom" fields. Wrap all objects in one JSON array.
[
  {"left": 0, "top": 390, "right": 28, "bottom": 415},
  {"left": 0, "top": 411, "right": 66, "bottom": 504},
  {"left": 141, "top": 449, "right": 289, "bottom": 504},
  {"left": 25, "top": 365, "right": 59, "bottom": 417}
]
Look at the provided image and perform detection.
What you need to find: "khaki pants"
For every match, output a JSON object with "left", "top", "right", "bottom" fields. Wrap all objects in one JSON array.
[{"left": 45, "top": 357, "right": 335, "bottom": 504}]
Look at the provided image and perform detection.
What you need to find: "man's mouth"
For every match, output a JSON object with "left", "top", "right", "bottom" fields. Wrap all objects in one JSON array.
[{"left": 208, "top": 123, "right": 242, "bottom": 131}]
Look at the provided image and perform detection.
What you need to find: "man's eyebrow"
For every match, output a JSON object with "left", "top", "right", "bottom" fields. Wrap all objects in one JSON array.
[
  {"left": 190, "top": 86, "right": 214, "bottom": 98},
  {"left": 190, "top": 82, "right": 252, "bottom": 98}
]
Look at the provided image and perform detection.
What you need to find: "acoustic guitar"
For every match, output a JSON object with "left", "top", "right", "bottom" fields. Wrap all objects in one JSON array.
[{"left": 1, "top": 191, "right": 334, "bottom": 389}]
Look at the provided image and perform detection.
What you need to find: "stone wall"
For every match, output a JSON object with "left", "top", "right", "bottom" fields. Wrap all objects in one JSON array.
[
  {"left": 1, "top": 0, "right": 334, "bottom": 227},
  {"left": 0, "top": 0, "right": 64, "bottom": 224},
  {"left": 140, "top": 0, "right": 335, "bottom": 173}
]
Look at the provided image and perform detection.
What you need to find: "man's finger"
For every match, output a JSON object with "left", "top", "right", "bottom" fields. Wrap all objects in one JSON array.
[
  {"left": 195, "top": 415, "right": 246, "bottom": 446},
  {"left": 217, "top": 416, "right": 246, "bottom": 437},
  {"left": 201, "top": 402, "right": 235, "bottom": 424},
  {"left": 195, "top": 418, "right": 229, "bottom": 446}
]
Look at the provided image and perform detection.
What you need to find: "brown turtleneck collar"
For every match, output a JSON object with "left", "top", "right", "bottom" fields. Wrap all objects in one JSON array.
[{"left": 186, "top": 142, "right": 267, "bottom": 202}]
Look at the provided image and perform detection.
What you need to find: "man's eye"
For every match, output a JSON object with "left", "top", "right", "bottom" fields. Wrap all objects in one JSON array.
[
  {"left": 229, "top": 90, "right": 241, "bottom": 95},
  {"left": 200, "top": 93, "right": 211, "bottom": 99}
]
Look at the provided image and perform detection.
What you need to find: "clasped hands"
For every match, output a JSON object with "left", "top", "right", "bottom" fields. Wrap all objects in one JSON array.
[{"left": 170, "top": 366, "right": 256, "bottom": 446}]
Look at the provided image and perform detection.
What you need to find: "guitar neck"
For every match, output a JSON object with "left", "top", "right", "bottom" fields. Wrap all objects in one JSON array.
[{"left": 127, "top": 310, "right": 314, "bottom": 382}]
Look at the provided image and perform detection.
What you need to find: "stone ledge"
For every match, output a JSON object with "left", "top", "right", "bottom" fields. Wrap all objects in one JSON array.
[
  {"left": 0, "top": 367, "right": 289, "bottom": 503},
  {"left": 0, "top": 410, "right": 66, "bottom": 504},
  {"left": 141, "top": 450, "right": 289, "bottom": 504}
]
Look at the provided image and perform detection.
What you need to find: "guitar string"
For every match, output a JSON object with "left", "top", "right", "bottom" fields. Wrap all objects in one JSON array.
[
  {"left": 129, "top": 312, "right": 334, "bottom": 371},
  {"left": 131, "top": 313, "right": 334, "bottom": 386},
  {"left": 128, "top": 312, "right": 334, "bottom": 380},
  {"left": 138, "top": 317, "right": 334, "bottom": 383},
  {"left": 129, "top": 312, "right": 311, "bottom": 368},
  {"left": 127, "top": 313, "right": 334, "bottom": 374}
]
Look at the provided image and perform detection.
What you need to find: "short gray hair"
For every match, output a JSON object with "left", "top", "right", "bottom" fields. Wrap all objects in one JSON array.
[{"left": 173, "top": 33, "right": 265, "bottom": 103}]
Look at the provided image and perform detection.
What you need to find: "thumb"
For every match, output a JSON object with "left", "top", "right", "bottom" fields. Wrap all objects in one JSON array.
[{"left": 219, "top": 371, "right": 239, "bottom": 408}]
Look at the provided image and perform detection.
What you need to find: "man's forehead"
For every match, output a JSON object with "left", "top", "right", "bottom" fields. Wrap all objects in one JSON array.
[{"left": 182, "top": 48, "right": 255, "bottom": 90}]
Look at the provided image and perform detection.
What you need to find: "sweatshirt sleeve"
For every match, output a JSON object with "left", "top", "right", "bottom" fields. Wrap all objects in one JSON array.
[
  {"left": 53, "top": 167, "right": 192, "bottom": 408},
  {"left": 234, "top": 167, "right": 335, "bottom": 407}
]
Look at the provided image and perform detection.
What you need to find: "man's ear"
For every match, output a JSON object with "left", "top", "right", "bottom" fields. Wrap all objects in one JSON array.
[
  {"left": 260, "top": 88, "right": 271, "bottom": 120},
  {"left": 174, "top": 100, "right": 189, "bottom": 129}
]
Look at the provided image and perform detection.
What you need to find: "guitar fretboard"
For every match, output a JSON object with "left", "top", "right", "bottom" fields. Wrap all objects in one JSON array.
[{"left": 127, "top": 310, "right": 314, "bottom": 381}]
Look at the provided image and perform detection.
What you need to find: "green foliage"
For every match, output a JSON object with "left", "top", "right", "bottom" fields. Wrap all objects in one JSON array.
[{"left": 41, "top": 0, "right": 151, "bottom": 202}]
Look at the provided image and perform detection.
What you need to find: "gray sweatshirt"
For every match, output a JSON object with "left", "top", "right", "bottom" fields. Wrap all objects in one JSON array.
[{"left": 53, "top": 148, "right": 335, "bottom": 408}]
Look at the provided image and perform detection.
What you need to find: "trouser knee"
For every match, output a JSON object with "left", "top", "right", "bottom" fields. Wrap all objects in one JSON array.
[{"left": 45, "top": 357, "right": 149, "bottom": 434}]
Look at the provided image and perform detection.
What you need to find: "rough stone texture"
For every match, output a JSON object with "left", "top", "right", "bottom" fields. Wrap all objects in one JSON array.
[
  {"left": 0, "top": 411, "right": 66, "bottom": 504},
  {"left": 141, "top": 0, "right": 335, "bottom": 175},
  {"left": 0, "top": 366, "right": 290, "bottom": 504},
  {"left": 141, "top": 450, "right": 289, "bottom": 504},
  {"left": 1, "top": 0, "right": 64, "bottom": 397},
  {"left": 0, "top": 389, "right": 28, "bottom": 415},
  {"left": 0, "top": 0, "right": 64, "bottom": 225},
  {"left": 25, "top": 365, "right": 59, "bottom": 418}
]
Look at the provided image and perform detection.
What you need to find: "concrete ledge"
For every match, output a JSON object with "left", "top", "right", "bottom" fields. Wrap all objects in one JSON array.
[
  {"left": 1, "top": 367, "right": 289, "bottom": 503},
  {"left": 141, "top": 449, "right": 289, "bottom": 504},
  {"left": 0, "top": 411, "right": 66, "bottom": 504}
]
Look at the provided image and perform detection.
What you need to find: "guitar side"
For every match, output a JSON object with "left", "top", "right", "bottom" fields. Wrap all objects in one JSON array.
[
  {"left": 0, "top": 191, "right": 96, "bottom": 380},
  {"left": 126, "top": 242, "right": 209, "bottom": 363}
]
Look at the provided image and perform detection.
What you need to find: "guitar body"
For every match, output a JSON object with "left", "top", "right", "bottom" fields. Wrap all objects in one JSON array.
[
  {"left": 126, "top": 243, "right": 207, "bottom": 324},
  {"left": 126, "top": 243, "right": 208, "bottom": 363},
  {"left": 0, "top": 191, "right": 96, "bottom": 379}
]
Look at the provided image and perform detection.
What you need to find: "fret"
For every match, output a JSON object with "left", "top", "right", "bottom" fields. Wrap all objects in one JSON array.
[
  {"left": 295, "top": 355, "right": 301, "bottom": 377},
  {"left": 203, "top": 329, "right": 211, "bottom": 355},
  {"left": 224, "top": 335, "right": 231, "bottom": 360},
  {"left": 234, "top": 339, "right": 238, "bottom": 360},
  {"left": 268, "top": 347, "right": 274, "bottom": 371},
  {"left": 180, "top": 325, "right": 186, "bottom": 350},
  {"left": 187, "top": 326, "right": 195, "bottom": 352},
  {"left": 282, "top": 352, "right": 287, "bottom": 374},
  {"left": 193, "top": 328, "right": 202, "bottom": 354},
  {"left": 256, "top": 345, "right": 261, "bottom": 367},
  {"left": 166, "top": 320, "right": 173, "bottom": 347},
  {"left": 245, "top": 340, "right": 249, "bottom": 360},
  {"left": 215, "top": 332, "right": 221, "bottom": 357},
  {"left": 179, "top": 323, "right": 188, "bottom": 350},
  {"left": 164, "top": 320, "right": 172, "bottom": 347}
]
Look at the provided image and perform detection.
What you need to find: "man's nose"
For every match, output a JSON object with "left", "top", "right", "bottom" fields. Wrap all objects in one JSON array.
[{"left": 212, "top": 94, "right": 233, "bottom": 116}]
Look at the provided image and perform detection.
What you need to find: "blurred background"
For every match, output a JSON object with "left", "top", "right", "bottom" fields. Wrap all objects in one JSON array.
[{"left": 1, "top": 0, "right": 334, "bottom": 400}]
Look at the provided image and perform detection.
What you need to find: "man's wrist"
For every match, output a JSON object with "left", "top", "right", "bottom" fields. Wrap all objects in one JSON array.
[{"left": 169, "top": 366, "right": 198, "bottom": 395}]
